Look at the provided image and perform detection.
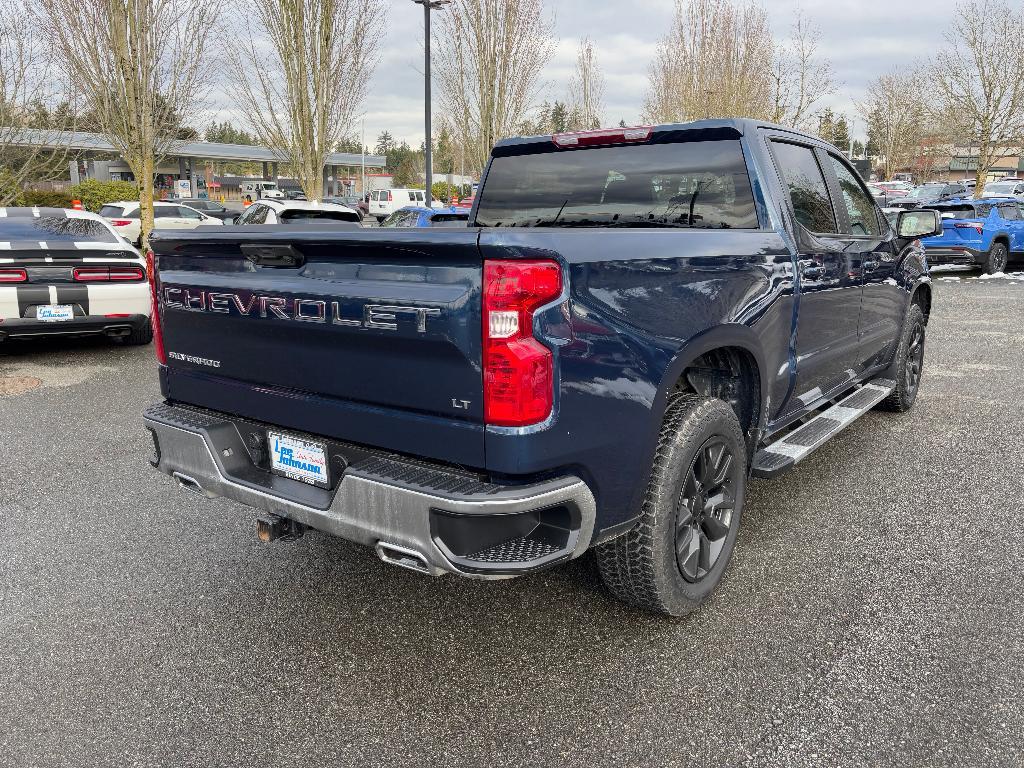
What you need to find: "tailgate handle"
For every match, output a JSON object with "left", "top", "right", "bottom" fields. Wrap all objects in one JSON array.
[{"left": 241, "top": 244, "right": 305, "bottom": 268}]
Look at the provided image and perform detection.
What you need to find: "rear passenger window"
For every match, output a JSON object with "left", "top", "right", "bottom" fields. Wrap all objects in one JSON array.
[
  {"left": 828, "top": 156, "right": 881, "bottom": 236},
  {"left": 771, "top": 142, "right": 837, "bottom": 234}
]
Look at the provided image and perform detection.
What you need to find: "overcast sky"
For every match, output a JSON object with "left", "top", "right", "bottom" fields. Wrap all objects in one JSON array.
[{"left": 215, "top": 0, "right": 954, "bottom": 148}]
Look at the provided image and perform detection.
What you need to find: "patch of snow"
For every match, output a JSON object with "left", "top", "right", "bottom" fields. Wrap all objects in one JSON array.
[
  {"left": 975, "top": 272, "right": 1007, "bottom": 280},
  {"left": 937, "top": 277, "right": 961, "bottom": 282}
]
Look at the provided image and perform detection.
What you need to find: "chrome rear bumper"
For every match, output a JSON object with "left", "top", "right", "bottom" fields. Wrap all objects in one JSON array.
[{"left": 144, "top": 403, "right": 596, "bottom": 578}]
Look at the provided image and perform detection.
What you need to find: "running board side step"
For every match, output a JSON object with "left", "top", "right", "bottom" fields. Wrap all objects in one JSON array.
[{"left": 752, "top": 379, "right": 895, "bottom": 479}]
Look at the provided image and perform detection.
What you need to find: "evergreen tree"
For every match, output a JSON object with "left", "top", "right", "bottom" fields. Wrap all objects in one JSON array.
[
  {"left": 375, "top": 131, "right": 396, "bottom": 156},
  {"left": 831, "top": 116, "right": 851, "bottom": 151},
  {"left": 550, "top": 101, "right": 569, "bottom": 133},
  {"left": 434, "top": 124, "right": 455, "bottom": 174}
]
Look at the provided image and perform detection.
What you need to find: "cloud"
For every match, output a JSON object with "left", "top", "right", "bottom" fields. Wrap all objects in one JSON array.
[{"left": 214, "top": 0, "right": 954, "bottom": 145}]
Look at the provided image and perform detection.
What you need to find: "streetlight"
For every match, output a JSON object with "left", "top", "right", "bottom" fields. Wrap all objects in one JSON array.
[{"left": 413, "top": 0, "right": 451, "bottom": 206}]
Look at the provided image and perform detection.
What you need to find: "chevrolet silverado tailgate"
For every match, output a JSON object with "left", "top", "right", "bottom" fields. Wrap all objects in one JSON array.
[{"left": 150, "top": 226, "right": 484, "bottom": 466}]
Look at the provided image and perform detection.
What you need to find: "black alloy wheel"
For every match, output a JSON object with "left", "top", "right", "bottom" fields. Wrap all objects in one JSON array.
[
  {"left": 674, "top": 437, "right": 739, "bottom": 582},
  {"left": 986, "top": 242, "right": 1008, "bottom": 274},
  {"left": 904, "top": 322, "right": 925, "bottom": 398}
]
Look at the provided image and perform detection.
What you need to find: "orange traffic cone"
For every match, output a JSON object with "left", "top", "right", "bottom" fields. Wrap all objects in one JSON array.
[{"left": 71, "top": 199, "right": 83, "bottom": 210}]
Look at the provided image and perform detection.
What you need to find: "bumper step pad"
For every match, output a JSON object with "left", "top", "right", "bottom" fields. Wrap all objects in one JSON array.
[{"left": 752, "top": 379, "right": 895, "bottom": 478}]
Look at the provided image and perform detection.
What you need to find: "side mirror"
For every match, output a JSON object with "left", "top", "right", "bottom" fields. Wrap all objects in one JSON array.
[{"left": 897, "top": 209, "right": 942, "bottom": 239}]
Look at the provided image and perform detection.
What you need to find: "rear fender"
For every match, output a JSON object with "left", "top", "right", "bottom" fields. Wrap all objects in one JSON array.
[{"left": 626, "top": 325, "right": 770, "bottom": 515}]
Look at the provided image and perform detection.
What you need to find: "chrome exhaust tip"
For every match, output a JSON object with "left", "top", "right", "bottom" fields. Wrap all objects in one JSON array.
[{"left": 375, "top": 542, "right": 432, "bottom": 575}]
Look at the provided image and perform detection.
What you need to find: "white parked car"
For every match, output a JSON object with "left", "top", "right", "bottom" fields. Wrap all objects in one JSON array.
[
  {"left": 984, "top": 179, "right": 1024, "bottom": 200},
  {"left": 233, "top": 199, "right": 362, "bottom": 226},
  {"left": 0, "top": 206, "right": 152, "bottom": 345},
  {"left": 99, "top": 200, "right": 223, "bottom": 246},
  {"left": 368, "top": 188, "right": 442, "bottom": 222}
]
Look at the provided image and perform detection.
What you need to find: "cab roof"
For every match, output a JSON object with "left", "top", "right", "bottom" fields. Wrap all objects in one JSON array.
[{"left": 491, "top": 117, "right": 824, "bottom": 154}]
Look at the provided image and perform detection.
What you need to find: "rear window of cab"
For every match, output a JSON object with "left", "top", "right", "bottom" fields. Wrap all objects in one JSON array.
[{"left": 475, "top": 139, "right": 759, "bottom": 229}]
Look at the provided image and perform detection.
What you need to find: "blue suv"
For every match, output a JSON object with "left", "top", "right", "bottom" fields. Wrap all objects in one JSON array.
[
  {"left": 921, "top": 197, "right": 1024, "bottom": 273},
  {"left": 379, "top": 206, "right": 469, "bottom": 228}
]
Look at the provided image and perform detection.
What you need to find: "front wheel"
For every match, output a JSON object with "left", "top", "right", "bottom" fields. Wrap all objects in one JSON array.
[
  {"left": 596, "top": 394, "right": 747, "bottom": 617},
  {"left": 982, "top": 242, "right": 1008, "bottom": 274},
  {"left": 879, "top": 303, "right": 925, "bottom": 412}
]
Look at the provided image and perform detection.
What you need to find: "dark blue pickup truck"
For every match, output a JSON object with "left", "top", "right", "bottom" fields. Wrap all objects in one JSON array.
[{"left": 143, "top": 120, "right": 940, "bottom": 616}]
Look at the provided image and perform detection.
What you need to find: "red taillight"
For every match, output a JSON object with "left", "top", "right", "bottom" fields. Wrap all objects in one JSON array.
[
  {"left": 552, "top": 126, "right": 653, "bottom": 148},
  {"left": 146, "top": 250, "right": 167, "bottom": 365},
  {"left": 109, "top": 267, "right": 145, "bottom": 280},
  {"left": 0, "top": 268, "right": 27, "bottom": 283},
  {"left": 73, "top": 267, "right": 110, "bottom": 281},
  {"left": 386, "top": 191, "right": 393, "bottom": 202},
  {"left": 111, "top": 219, "right": 132, "bottom": 226},
  {"left": 954, "top": 222, "right": 984, "bottom": 234},
  {"left": 482, "top": 259, "right": 562, "bottom": 427},
  {"left": 73, "top": 266, "right": 145, "bottom": 281}
]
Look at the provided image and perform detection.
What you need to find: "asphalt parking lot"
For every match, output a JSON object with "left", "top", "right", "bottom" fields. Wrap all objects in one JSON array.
[{"left": 2, "top": 271, "right": 1023, "bottom": 767}]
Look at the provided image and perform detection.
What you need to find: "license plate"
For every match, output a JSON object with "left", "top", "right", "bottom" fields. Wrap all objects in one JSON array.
[
  {"left": 36, "top": 304, "right": 74, "bottom": 322},
  {"left": 268, "top": 432, "right": 328, "bottom": 487}
]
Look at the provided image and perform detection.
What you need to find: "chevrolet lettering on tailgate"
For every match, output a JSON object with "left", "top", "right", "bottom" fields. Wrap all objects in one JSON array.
[{"left": 162, "top": 287, "right": 442, "bottom": 332}]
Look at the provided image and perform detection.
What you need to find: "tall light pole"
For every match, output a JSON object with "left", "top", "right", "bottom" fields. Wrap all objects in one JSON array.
[{"left": 413, "top": 0, "right": 451, "bottom": 206}]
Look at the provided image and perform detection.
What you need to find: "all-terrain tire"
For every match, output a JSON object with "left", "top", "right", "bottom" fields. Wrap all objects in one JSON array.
[
  {"left": 982, "top": 242, "right": 1008, "bottom": 275},
  {"left": 878, "top": 303, "right": 925, "bottom": 412},
  {"left": 122, "top": 320, "right": 153, "bottom": 346},
  {"left": 595, "top": 393, "right": 747, "bottom": 617}
]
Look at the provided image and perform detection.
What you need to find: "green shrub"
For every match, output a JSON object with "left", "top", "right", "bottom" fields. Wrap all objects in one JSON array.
[
  {"left": 67, "top": 179, "right": 139, "bottom": 212},
  {"left": 16, "top": 190, "right": 74, "bottom": 208}
]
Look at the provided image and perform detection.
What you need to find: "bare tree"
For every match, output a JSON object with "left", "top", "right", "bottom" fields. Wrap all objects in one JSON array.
[
  {"left": 0, "top": 7, "right": 72, "bottom": 205},
  {"left": 769, "top": 10, "right": 835, "bottom": 130},
  {"left": 930, "top": 0, "right": 1024, "bottom": 197},
  {"left": 642, "top": 0, "right": 773, "bottom": 124},
  {"left": 567, "top": 37, "right": 605, "bottom": 130},
  {"left": 39, "top": 0, "right": 217, "bottom": 247},
  {"left": 233, "top": 0, "right": 384, "bottom": 202},
  {"left": 858, "top": 70, "right": 928, "bottom": 182},
  {"left": 435, "top": 0, "right": 555, "bottom": 175}
]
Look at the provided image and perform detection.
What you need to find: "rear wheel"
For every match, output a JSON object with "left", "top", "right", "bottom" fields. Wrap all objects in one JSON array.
[
  {"left": 596, "top": 394, "right": 747, "bottom": 617},
  {"left": 982, "top": 242, "right": 1008, "bottom": 274}
]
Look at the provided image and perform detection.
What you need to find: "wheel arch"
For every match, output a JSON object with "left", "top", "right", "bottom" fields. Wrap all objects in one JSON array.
[
  {"left": 911, "top": 281, "right": 932, "bottom": 323},
  {"left": 654, "top": 326, "right": 769, "bottom": 451},
  {"left": 992, "top": 232, "right": 1011, "bottom": 249}
]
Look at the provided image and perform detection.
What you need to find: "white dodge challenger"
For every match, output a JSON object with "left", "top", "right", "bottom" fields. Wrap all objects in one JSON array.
[{"left": 0, "top": 206, "right": 152, "bottom": 345}]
